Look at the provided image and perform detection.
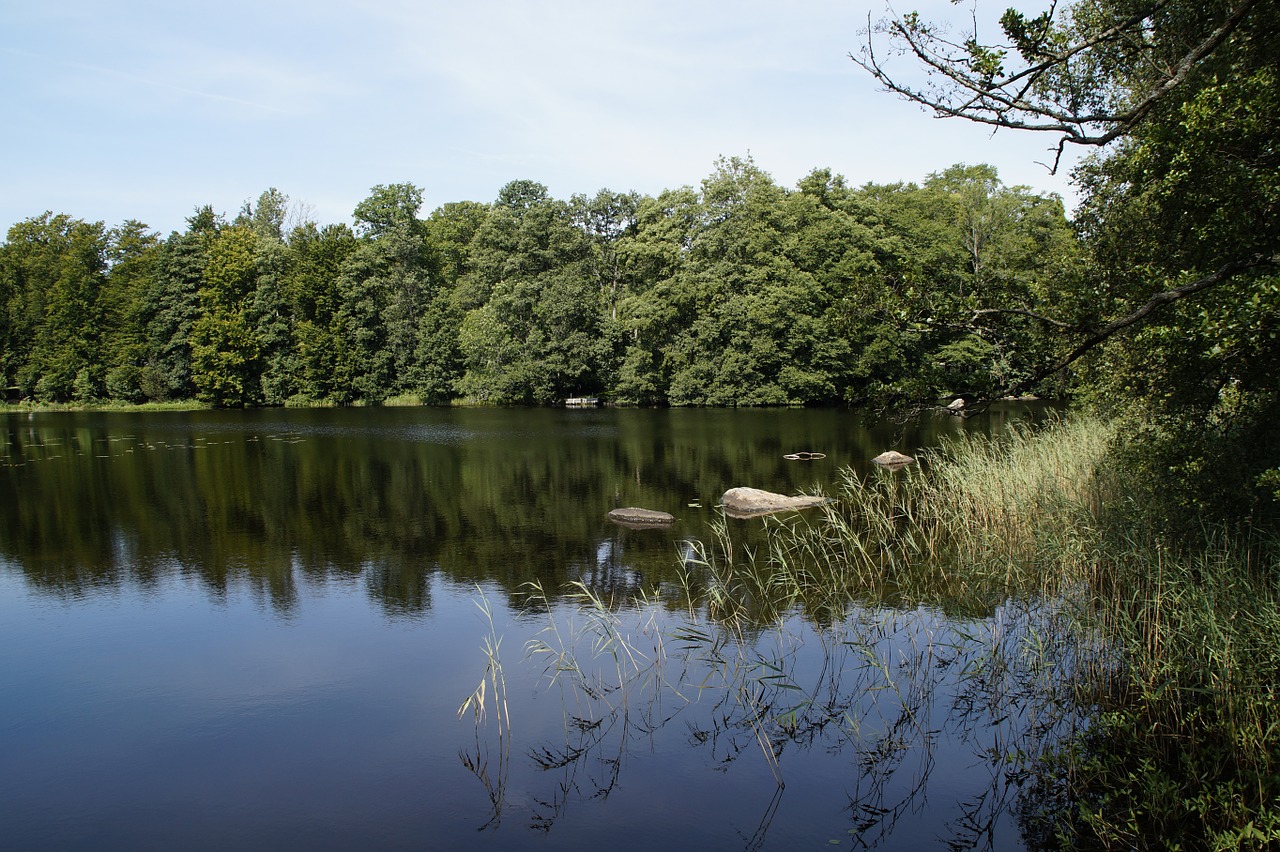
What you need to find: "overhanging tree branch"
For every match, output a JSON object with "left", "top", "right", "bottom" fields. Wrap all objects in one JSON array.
[
  {"left": 852, "top": 0, "right": 1262, "bottom": 172},
  {"left": 969, "top": 305, "right": 1078, "bottom": 329},
  {"left": 984, "top": 255, "right": 1277, "bottom": 403}
]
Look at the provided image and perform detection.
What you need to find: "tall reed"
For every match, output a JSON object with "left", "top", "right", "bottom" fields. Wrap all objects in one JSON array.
[
  {"left": 457, "top": 586, "right": 513, "bottom": 830},
  {"left": 741, "top": 415, "right": 1113, "bottom": 618},
  {"left": 1039, "top": 523, "right": 1280, "bottom": 849}
]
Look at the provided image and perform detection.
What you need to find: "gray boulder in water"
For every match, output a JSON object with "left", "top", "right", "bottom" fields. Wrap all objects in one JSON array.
[
  {"left": 608, "top": 507, "right": 676, "bottom": 526},
  {"left": 871, "top": 450, "right": 915, "bottom": 469},
  {"left": 720, "top": 487, "right": 831, "bottom": 518}
]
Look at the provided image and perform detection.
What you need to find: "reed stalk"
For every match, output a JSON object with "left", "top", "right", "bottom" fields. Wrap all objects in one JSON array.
[{"left": 457, "top": 586, "right": 511, "bottom": 737}]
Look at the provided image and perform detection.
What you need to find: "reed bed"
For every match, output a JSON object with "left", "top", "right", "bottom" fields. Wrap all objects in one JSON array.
[
  {"left": 731, "top": 415, "right": 1113, "bottom": 620},
  {"left": 1045, "top": 527, "right": 1280, "bottom": 850}
]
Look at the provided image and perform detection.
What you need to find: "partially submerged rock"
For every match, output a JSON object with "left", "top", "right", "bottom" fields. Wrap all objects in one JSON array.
[
  {"left": 871, "top": 450, "right": 915, "bottom": 470},
  {"left": 720, "top": 487, "right": 831, "bottom": 518},
  {"left": 607, "top": 507, "right": 676, "bottom": 527}
]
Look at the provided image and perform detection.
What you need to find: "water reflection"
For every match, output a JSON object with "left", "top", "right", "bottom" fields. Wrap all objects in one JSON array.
[
  {"left": 2, "top": 406, "right": 1041, "bottom": 612},
  {"left": 458, "top": 582, "right": 1083, "bottom": 849},
  {"left": 1, "top": 404, "right": 1072, "bottom": 850}
]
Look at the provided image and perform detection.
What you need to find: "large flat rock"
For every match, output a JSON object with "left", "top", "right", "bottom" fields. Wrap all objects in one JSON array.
[
  {"left": 608, "top": 507, "right": 676, "bottom": 526},
  {"left": 720, "top": 487, "right": 831, "bottom": 518}
]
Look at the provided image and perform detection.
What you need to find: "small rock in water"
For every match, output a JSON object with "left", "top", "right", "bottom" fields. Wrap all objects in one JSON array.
[
  {"left": 871, "top": 450, "right": 915, "bottom": 468},
  {"left": 608, "top": 507, "right": 676, "bottom": 526}
]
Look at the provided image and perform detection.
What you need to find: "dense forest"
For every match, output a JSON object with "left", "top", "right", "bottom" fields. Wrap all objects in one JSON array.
[{"left": 0, "top": 160, "right": 1076, "bottom": 410}]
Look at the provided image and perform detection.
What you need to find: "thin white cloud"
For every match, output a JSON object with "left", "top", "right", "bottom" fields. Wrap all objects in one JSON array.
[
  {"left": 0, "top": 0, "right": 1081, "bottom": 235},
  {"left": 58, "top": 55, "right": 292, "bottom": 115}
]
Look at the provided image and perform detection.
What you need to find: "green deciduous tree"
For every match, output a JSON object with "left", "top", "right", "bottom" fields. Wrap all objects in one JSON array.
[
  {"left": 454, "top": 181, "right": 611, "bottom": 404},
  {"left": 612, "top": 187, "right": 702, "bottom": 404},
  {"left": 100, "top": 220, "right": 161, "bottom": 401},
  {"left": 334, "top": 183, "right": 439, "bottom": 402},
  {"left": 237, "top": 187, "right": 291, "bottom": 241},
  {"left": 190, "top": 225, "right": 262, "bottom": 407},
  {"left": 286, "top": 222, "right": 358, "bottom": 403},
  {"left": 662, "top": 156, "right": 818, "bottom": 405},
  {"left": 0, "top": 213, "right": 109, "bottom": 401},
  {"left": 133, "top": 206, "right": 224, "bottom": 401}
]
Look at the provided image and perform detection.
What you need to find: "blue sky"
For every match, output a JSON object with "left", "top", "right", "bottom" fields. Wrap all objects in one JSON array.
[{"left": 1, "top": 0, "right": 1081, "bottom": 237}]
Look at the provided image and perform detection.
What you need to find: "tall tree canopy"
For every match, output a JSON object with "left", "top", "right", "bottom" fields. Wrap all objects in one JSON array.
[{"left": 0, "top": 213, "right": 109, "bottom": 401}]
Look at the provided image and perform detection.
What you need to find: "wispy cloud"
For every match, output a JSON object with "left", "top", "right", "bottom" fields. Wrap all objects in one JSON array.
[{"left": 0, "top": 0, "right": 1079, "bottom": 235}]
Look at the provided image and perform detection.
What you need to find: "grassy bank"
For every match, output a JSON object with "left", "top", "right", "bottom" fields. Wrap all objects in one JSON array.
[
  {"left": 748, "top": 415, "right": 1280, "bottom": 849},
  {"left": 1034, "top": 528, "right": 1280, "bottom": 850}
]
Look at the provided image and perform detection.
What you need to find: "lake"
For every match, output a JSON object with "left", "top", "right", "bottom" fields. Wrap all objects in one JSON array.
[{"left": 0, "top": 405, "right": 1068, "bottom": 850}]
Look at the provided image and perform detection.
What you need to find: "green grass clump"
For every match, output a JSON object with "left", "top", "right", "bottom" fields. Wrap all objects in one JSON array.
[
  {"left": 380, "top": 393, "right": 424, "bottom": 407},
  {"left": 735, "top": 415, "right": 1112, "bottom": 618}
]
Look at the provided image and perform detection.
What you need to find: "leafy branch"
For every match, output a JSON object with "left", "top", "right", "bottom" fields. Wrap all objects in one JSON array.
[{"left": 971, "top": 254, "right": 1277, "bottom": 406}]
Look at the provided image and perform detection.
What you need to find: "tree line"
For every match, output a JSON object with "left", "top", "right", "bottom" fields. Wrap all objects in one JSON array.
[{"left": 0, "top": 159, "right": 1077, "bottom": 409}]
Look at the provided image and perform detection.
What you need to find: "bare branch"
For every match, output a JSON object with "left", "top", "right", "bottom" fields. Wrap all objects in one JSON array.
[
  {"left": 970, "top": 306, "right": 1079, "bottom": 330},
  {"left": 852, "top": 0, "right": 1262, "bottom": 166}
]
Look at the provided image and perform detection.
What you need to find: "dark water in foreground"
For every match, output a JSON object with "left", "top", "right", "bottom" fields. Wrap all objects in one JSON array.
[{"left": 0, "top": 406, "right": 1061, "bottom": 850}]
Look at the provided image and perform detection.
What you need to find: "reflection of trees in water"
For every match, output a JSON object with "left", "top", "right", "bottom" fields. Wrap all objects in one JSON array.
[
  {"left": 459, "top": 582, "right": 1087, "bottom": 849},
  {"left": 0, "top": 406, "right": 1048, "bottom": 614},
  {"left": 0, "top": 416, "right": 650, "bottom": 612}
]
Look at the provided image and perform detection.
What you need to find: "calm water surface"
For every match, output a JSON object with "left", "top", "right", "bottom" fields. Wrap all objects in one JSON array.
[{"left": 0, "top": 406, "right": 1060, "bottom": 850}]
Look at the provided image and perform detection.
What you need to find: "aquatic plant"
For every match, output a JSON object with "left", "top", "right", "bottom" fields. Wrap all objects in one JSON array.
[
  {"left": 457, "top": 587, "right": 512, "bottom": 829},
  {"left": 461, "top": 542, "right": 1088, "bottom": 844}
]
